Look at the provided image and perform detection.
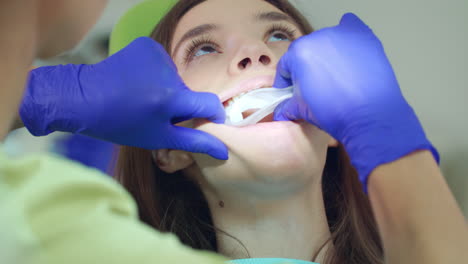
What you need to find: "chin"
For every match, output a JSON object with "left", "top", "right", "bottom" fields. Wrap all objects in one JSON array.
[{"left": 193, "top": 121, "right": 330, "bottom": 190}]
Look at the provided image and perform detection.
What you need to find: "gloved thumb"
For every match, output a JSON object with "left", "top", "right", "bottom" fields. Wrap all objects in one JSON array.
[
  {"left": 167, "top": 126, "right": 229, "bottom": 160},
  {"left": 171, "top": 90, "right": 225, "bottom": 124},
  {"left": 273, "top": 52, "right": 293, "bottom": 89},
  {"left": 273, "top": 98, "right": 301, "bottom": 122}
]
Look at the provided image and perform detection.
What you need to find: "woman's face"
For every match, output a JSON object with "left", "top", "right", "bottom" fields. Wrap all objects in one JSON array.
[{"left": 164, "top": 0, "right": 336, "bottom": 195}]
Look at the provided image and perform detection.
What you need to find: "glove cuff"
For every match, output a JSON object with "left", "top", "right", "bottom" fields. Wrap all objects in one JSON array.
[
  {"left": 20, "top": 64, "right": 85, "bottom": 136},
  {"left": 341, "top": 105, "right": 440, "bottom": 193}
]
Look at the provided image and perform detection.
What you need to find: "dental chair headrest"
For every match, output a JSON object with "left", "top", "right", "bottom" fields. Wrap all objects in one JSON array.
[{"left": 109, "top": 0, "right": 178, "bottom": 55}]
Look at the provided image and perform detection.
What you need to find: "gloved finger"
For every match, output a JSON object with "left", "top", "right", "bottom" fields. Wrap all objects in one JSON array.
[
  {"left": 168, "top": 126, "right": 229, "bottom": 160},
  {"left": 171, "top": 90, "right": 225, "bottom": 124},
  {"left": 273, "top": 98, "right": 300, "bottom": 121},
  {"left": 339, "top": 13, "right": 371, "bottom": 33},
  {"left": 274, "top": 98, "right": 321, "bottom": 128},
  {"left": 273, "top": 53, "right": 293, "bottom": 89}
]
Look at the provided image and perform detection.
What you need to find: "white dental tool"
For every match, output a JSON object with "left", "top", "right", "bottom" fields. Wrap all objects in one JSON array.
[{"left": 224, "top": 86, "right": 293, "bottom": 127}]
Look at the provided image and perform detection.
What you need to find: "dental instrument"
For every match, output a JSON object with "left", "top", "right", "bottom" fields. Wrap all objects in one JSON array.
[{"left": 225, "top": 86, "right": 293, "bottom": 126}]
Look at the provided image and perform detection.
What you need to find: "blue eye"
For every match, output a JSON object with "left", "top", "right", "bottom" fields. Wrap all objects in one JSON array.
[
  {"left": 184, "top": 37, "right": 220, "bottom": 63},
  {"left": 268, "top": 32, "right": 290, "bottom": 42},
  {"left": 265, "top": 24, "right": 297, "bottom": 43},
  {"left": 194, "top": 45, "right": 217, "bottom": 57}
]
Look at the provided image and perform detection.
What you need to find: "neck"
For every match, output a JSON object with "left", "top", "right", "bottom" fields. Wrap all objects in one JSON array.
[
  {"left": 201, "top": 175, "right": 332, "bottom": 262},
  {"left": 0, "top": 1, "right": 37, "bottom": 140}
]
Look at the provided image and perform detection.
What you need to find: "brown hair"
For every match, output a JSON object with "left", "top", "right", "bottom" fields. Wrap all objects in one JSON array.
[{"left": 116, "top": 0, "right": 383, "bottom": 263}]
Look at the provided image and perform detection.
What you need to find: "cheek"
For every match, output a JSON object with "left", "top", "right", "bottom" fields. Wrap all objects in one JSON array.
[
  {"left": 269, "top": 42, "right": 291, "bottom": 60},
  {"left": 177, "top": 56, "right": 228, "bottom": 93}
]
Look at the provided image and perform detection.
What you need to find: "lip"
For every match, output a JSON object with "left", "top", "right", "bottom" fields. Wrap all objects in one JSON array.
[
  {"left": 194, "top": 118, "right": 305, "bottom": 140},
  {"left": 219, "top": 75, "right": 275, "bottom": 103}
]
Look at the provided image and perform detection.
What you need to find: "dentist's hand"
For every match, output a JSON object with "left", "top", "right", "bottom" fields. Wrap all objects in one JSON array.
[
  {"left": 20, "top": 37, "right": 228, "bottom": 160},
  {"left": 274, "top": 13, "right": 438, "bottom": 190}
]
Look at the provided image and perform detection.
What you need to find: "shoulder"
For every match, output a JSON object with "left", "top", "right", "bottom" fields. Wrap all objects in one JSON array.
[{"left": 0, "top": 149, "right": 137, "bottom": 226}]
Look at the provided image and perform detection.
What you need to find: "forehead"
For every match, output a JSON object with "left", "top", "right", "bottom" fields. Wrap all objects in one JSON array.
[{"left": 172, "top": 0, "right": 283, "bottom": 42}]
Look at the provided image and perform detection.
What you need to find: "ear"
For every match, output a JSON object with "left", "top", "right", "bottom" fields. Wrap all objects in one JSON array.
[
  {"left": 152, "top": 149, "right": 194, "bottom": 173},
  {"left": 327, "top": 136, "right": 339, "bottom": 148}
]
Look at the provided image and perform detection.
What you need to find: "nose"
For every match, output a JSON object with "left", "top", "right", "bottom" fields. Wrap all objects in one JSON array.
[{"left": 228, "top": 39, "right": 276, "bottom": 75}]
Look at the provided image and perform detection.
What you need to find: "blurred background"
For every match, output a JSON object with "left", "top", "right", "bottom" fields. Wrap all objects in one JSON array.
[{"left": 5, "top": 0, "right": 468, "bottom": 215}]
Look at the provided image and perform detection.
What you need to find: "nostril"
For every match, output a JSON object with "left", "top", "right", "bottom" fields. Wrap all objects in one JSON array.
[
  {"left": 259, "top": 55, "right": 271, "bottom": 65},
  {"left": 238, "top": 58, "right": 251, "bottom": 69}
]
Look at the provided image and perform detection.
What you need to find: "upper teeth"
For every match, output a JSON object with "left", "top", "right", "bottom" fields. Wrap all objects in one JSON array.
[
  {"left": 225, "top": 91, "right": 249, "bottom": 107},
  {"left": 224, "top": 87, "right": 274, "bottom": 123},
  {"left": 225, "top": 87, "right": 270, "bottom": 108}
]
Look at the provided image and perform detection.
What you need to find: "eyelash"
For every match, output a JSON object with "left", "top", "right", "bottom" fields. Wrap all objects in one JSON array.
[
  {"left": 266, "top": 24, "right": 297, "bottom": 41},
  {"left": 182, "top": 23, "right": 298, "bottom": 64},
  {"left": 183, "top": 36, "right": 219, "bottom": 64}
]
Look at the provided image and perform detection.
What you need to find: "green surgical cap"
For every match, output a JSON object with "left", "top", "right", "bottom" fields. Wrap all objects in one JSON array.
[{"left": 109, "top": 0, "right": 178, "bottom": 55}]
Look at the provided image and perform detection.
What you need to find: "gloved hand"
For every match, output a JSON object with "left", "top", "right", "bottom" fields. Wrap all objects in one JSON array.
[
  {"left": 274, "top": 13, "right": 438, "bottom": 191},
  {"left": 20, "top": 37, "right": 228, "bottom": 160}
]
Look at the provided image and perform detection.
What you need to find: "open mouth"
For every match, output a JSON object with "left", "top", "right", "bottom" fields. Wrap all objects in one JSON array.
[
  {"left": 255, "top": 112, "right": 274, "bottom": 123},
  {"left": 221, "top": 75, "right": 294, "bottom": 126},
  {"left": 222, "top": 85, "right": 271, "bottom": 108},
  {"left": 223, "top": 86, "right": 275, "bottom": 125}
]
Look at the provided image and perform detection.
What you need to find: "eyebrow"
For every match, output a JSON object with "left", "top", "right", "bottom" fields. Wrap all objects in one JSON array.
[
  {"left": 172, "top": 11, "right": 296, "bottom": 57},
  {"left": 254, "top": 11, "right": 296, "bottom": 24}
]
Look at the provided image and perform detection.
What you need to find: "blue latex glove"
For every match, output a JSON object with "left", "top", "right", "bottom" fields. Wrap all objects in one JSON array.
[
  {"left": 274, "top": 13, "right": 438, "bottom": 191},
  {"left": 20, "top": 37, "right": 228, "bottom": 160},
  {"left": 55, "top": 134, "right": 116, "bottom": 175}
]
